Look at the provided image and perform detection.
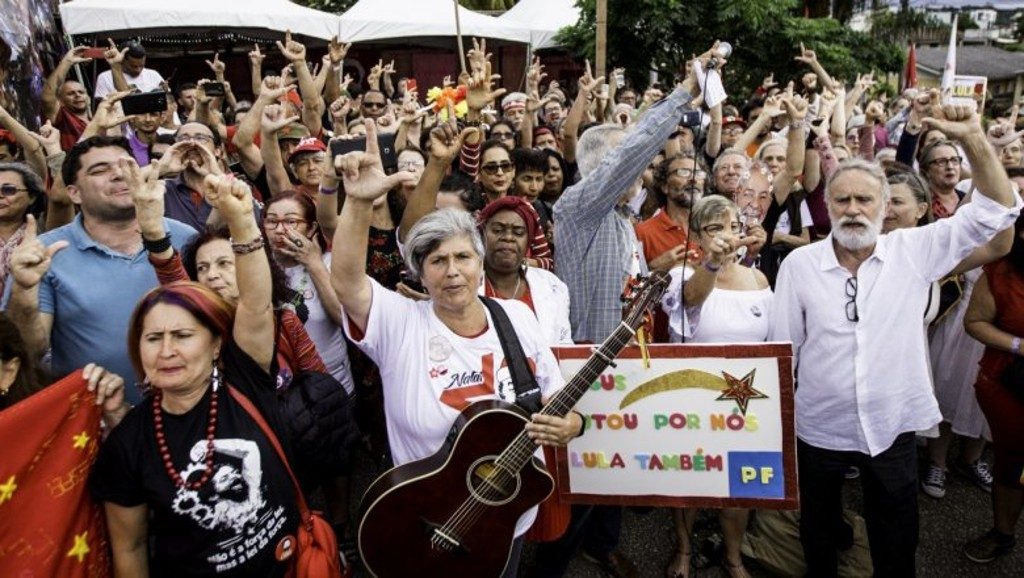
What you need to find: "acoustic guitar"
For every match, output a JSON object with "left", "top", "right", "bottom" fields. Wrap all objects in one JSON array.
[{"left": 357, "top": 272, "right": 669, "bottom": 577}]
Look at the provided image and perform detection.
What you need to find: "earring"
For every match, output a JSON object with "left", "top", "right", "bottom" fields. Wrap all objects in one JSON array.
[
  {"left": 136, "top": 377, "right": 152, "bottom": 397},
  {"left": 211, "top": 362, "right": 222, "bottom": 392}
]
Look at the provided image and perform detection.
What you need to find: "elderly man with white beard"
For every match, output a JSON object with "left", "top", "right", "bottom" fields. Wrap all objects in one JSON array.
[{"left": 770, "top": 104, "right": 1022, "bottom": 577}]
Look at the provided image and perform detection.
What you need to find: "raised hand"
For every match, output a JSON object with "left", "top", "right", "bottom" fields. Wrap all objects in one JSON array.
[
  {"left": 782, "top": 93, "right": 809, "bottom": 123},
  {"left": 577, "top": 59, "right": 605, "bottom": 95},
  {"left": 465, "top": 59, "right": 506, "bottom": 112},
  {"left": 202, "top": 173, "right": 254, "bottom": 221},
  {"left": 249, "top": 44, "right": 265, "bottom": 68},
  {"left": 468, "top": 38, "right": 490, "bottom": 76},
  {"left": 258, "top": 75, "right": 296, "bottom": 103},
  {"left": 382, "top": 60, "right": 396, "bottom": 76},
  {"left": 922, "top": 102, "right": 983, "bottom": 141},
  {"left": 761, "top": 73, "right": 778, "bottom": 91},
  {"left": 104, "top": 38, "right": 128, "bottom": 65},
  {"left": 367, "top": 60, "right": 384, "bottom": 88},
  {"left": 329, "top": 96, "right": 353, "bottom": 125},
  {"left": 10, "top": 215, "right": 68, "bottom": 290},
  {"left": 865, "top": 100, "right": 885, "bottom": 123},
  {"left": 122, "top": 156, "right": 167, "bottom": 237},
  {"left": 205, "top": 53, "right": 226, "bottom": 77},
  {"left": 761, "top": 94, "right": 786, "bottom": 118},
  {"left": 527, "top": 56, "right": 546, "bottom": 93},
  {"left": 30, "top": 121, "right": 62, "bottom": 155},
  {"left": 276, "top": 30, "right": 306, "bottom": 63},
  {"left": 427, "top": 106, "right": 477, "bottom": 163},
  {"left": 64, "top": 46, "right": 92, "bottom": 65},
  {"left": 328, "top": 36, "right": 351, "bottom": 65},
  {"left": 334, "top": 120, "right": 417, "bottom": 201},
  {"left": 795, "top": 43, "right": 818, "bottom": 66},
  {"left": 261, "top": 103, "right": 301, "bottom": 134}
]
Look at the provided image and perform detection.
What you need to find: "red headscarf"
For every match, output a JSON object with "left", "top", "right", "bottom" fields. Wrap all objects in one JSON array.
[{"left": 477, "top": 196, "right": 540, "bottom": 256}]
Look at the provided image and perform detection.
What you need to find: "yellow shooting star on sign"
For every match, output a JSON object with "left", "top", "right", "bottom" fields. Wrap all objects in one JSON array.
[
  {"left": 72, "top": 431, "right": 91, "bottom": 449},
  {"left": 67, "top": 531, "right": 91, "bottom": 563},
  {"left": 0, "top": 475, "right": 16, "bottom": 505}
]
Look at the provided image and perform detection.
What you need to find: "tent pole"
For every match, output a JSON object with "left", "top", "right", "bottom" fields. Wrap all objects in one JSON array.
[
  {"left": 453, "top": 0, "right": 467, "bottom": 76},
  {"left": 595, "top": 0, "right": 607, "bottom": 79}
]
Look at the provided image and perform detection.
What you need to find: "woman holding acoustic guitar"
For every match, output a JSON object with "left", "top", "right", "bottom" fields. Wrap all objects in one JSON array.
[{"left": 330, "top": 120, "right": 583, "bottom": 577}]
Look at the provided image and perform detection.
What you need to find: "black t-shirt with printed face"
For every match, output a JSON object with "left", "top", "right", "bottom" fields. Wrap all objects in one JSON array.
[{"left": 90, "top": 342, "right": 299, "bottom": 577}]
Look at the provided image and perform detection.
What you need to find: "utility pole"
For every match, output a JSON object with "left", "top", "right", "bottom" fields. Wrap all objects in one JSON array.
[{"left": 596, "top": 0, "right": 607, "bottom": 79}]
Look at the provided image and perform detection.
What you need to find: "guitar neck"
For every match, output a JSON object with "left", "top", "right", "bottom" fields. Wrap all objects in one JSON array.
[{"left": 499, "top": 321, "right": 637, "bottom": 473}]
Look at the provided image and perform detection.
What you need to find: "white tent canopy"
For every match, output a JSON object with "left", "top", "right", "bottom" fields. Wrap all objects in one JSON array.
[
  {"left": 338, "top": 0, "right": 530, "bottom": 44},
  {"left": 499, "top": 0, "right": 580, "bottom": 49},
  {"left": 59, "top": 0, "right": 340, "bottom": 41}
]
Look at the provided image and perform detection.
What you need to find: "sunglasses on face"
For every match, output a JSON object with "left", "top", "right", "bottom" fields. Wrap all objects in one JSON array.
[
  {"left": 363, "top": 101, "right": 386, "bottom": 109},
  {"left": 0, "top": 184, "right": 28, "bottom": 197},
  {"left": 481, "top": 162, "right": 513, "bottom": 175},
  {"left": 492, "top": 131, "right": 514, "bottom": 140},
  {"left": 928, "top": 156, "right": 962, "bottom": 168}
]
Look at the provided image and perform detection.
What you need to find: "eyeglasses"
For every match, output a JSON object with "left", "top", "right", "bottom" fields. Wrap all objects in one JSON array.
[
  {"left": 723, "top": 127, "right": 744, "bottom": 137},
  {"left": 397, "top": 160, "right": 425, "bottom": 170},
  {"left": 928, "top": 156, "right": 962, "bottom": 168},
  {"left": 0, "top": 184, "right": 28, "bottom": 197},
  {"left": 845, "top": 277, "right": 859, "bottom": 322},
  {"left": 673, "top": 168, "right": 707, "bottom": 180},
  {"left": 480, "top": 161, "right": 513, "bottom": 175},
  {"left": 175, "top": 133, "right": 214, "bottom": 143},
  {"left": 264, "top": 217, "right": 307, "bottom": 230},
  {"left": 491, "top": 131, "right": 514, "bottom": 140},
  {"left": 363, "top": 101, "right": 386, "bottom": 109}
]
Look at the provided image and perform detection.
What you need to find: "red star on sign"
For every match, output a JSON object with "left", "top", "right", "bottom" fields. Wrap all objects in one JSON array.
[
  {"left": 716, "top": 369, "right": 768, "bottom": 416},
  {"left": 429, "top": 367, "right": 442, "bottom": 379}
]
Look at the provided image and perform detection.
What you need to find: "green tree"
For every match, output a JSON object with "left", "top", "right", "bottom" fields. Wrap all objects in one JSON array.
[
  {"left": 459, "top": 0, "right": 517, "bottom": 10},
  {"left": 555, "top": 0, "right": 902, "bottom": 97},
  {"left": 293, "top": 0, "right": 358, "bottom": 14}
]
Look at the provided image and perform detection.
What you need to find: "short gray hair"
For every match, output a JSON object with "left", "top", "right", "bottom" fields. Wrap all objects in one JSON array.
[
  {"left": 711, "top": 149, "right": 750, "bottom": 175},
  {"left": 690, "top": 195, "right": 739, "bottom": 231},
  {"left": 576, "top": 124, "right": 627, "bottom": 177},
  {"left": 825, "top": 158, "right": 890, "bottom": 202},
  {"left": 403, "top": 208, "right": 485, "bottom": 278},
  {"left": 0, "top": 162, "right": 45, "bottom": 204}
]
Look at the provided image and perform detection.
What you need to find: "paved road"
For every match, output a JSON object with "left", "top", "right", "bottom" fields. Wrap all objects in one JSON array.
[{"left": 349, "top": 443, "right": 1022, "bottom": 577}]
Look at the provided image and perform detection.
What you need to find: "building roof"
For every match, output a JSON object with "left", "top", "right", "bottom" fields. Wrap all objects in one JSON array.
[{"left": 916, "top": 44, "right": 1024, "bottom": 79}]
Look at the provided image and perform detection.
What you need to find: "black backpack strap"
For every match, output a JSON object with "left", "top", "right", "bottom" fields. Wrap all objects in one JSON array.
[{"left": 480, "top": 296, "right": 543, "bottom": 414}]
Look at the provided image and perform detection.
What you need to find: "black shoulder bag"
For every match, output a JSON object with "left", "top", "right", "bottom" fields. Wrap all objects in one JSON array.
[{"left": 479, "top": 296, "right": 543, "bottom": 414}]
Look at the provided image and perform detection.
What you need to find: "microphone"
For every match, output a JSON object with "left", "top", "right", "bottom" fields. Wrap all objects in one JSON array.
[{"left": 706, "top": 42, "right": 733, "bottom": 70}]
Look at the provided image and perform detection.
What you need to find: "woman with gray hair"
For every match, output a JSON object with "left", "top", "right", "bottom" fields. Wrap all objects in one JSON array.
[
  {"left": 660, "top": 194, "right": 770, "bottom": 578},
  {"left": 329, "top": 122, "right": 581, "bottom": 576}
]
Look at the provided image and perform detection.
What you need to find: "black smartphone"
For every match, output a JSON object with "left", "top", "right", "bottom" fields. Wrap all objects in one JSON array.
[
  {"left": 329, "top": 132, "right": 398, "bottom": 172},
  {"left": 680, "top": 110, "right": 702, "bottom": 128},
  {"left": 203, "top": 82, "right": 225, "bottom": 97},
  {"left": 121, "top": 91, "right": 168, "bottom": 115}
]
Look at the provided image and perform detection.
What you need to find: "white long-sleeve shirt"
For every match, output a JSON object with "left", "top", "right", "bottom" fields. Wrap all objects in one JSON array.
[{"left": 770, "top": 191, "right": 1021, "bottom": 456}]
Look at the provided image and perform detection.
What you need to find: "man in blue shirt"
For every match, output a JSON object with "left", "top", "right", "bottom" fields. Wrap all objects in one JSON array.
[{"left": 4, "top": 136, "right": 195, "bottom": 404}]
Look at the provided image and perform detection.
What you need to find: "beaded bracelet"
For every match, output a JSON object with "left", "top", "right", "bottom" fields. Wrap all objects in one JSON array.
[
  {"left": 230, "top": 236, "right": 265, "bottom": 255},
  {"left": 1012, "top": 336, "right": 1021, "bottom": 355},
  {"left": 319, "top": 184, "right": 338, "bottom": 195},
  {"left": 703, "top": 261, "right": 721, "bottom": 272}
]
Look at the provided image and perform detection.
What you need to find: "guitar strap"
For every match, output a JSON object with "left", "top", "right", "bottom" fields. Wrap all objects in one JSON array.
[{"left": 480, "top": 296, "right": 543, "bottom": 415}]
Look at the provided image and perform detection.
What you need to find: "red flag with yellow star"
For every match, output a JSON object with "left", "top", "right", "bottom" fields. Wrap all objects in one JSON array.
[{"left": 0, "top": 371, "right": 111, "bottom": 577}]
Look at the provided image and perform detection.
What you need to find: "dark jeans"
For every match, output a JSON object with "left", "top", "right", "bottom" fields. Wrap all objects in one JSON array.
[
  {"left": 798, "top": 432, "right": 919, "bottom": 578},
  {"left": 529, "top": 505, "right": 621, "bottom": 578}
]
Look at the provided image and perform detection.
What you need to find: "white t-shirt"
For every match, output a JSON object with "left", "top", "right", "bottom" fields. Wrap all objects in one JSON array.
[
  {"left": 94, "top": 67, "right": 165, "bottom": 100},
  {"left": 284, "top": 253, "right": 354, "bottom": 394},
  {"left": 774, "top": 200, "right": 814, "bottom": 236},
  {"left": 343, "top": 279, "right": 565, "bottom": 536}
]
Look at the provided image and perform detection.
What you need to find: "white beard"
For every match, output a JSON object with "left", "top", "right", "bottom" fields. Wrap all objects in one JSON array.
[{"left": 831, "top": 212, "right": 884, "bottom": 251}]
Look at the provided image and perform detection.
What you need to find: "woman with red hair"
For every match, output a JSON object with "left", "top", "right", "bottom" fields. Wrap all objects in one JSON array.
[{"left": 89, "top": 174, "right": 301, "bottom": 577}]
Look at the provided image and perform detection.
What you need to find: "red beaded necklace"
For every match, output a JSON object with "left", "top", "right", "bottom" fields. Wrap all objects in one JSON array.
[{"left": 152, "top": 382, "right": 219, "bottom": 489}]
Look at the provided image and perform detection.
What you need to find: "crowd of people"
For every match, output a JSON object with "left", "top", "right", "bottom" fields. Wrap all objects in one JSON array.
[{"left": 1, "top": 29, "right": 1023, "bottom": 578}]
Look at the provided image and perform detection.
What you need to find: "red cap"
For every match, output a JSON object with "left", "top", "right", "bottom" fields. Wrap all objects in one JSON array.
[{"left": 288, "top": 137, "right": 326, "bottom": 163}]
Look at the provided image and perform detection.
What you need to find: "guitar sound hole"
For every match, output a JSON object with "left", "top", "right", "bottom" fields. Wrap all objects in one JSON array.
[{"left": 466, "top": 456, "right": 520, "bottom": 506}]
